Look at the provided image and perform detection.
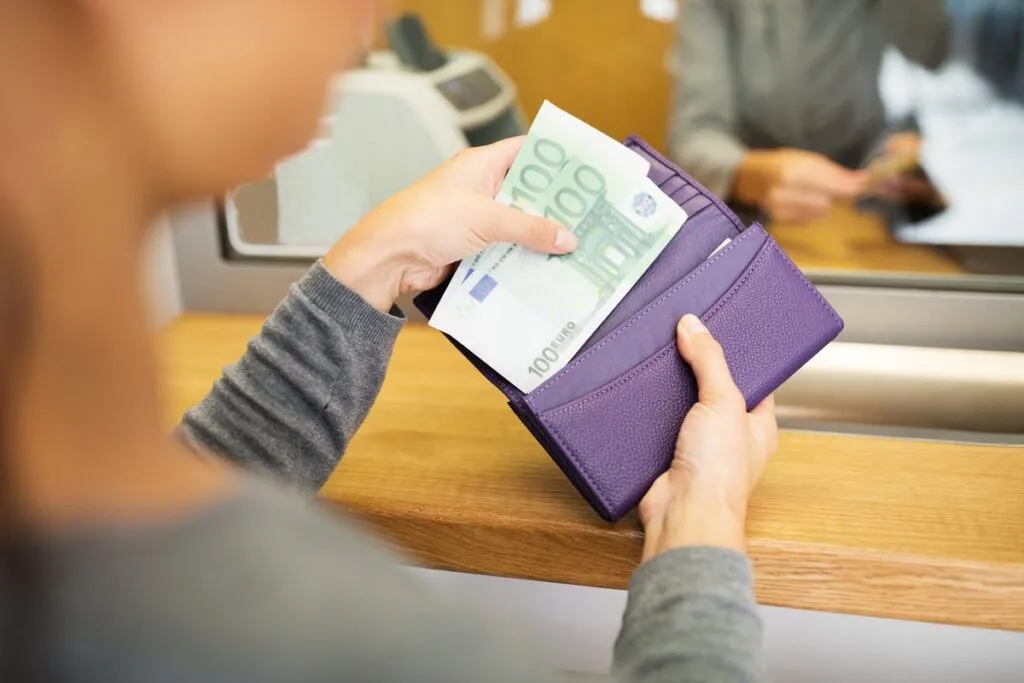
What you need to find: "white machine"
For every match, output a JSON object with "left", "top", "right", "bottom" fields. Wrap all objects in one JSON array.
[{"left": 223, "top": 14, "right": 525, "bottom": 259}]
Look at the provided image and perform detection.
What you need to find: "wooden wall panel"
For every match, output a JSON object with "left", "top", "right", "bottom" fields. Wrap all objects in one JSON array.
[{"left": 387, "top": 1, "right": 676, "bottom": 150}]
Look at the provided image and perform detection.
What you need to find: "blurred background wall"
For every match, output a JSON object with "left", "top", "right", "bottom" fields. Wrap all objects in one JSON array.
[{"left": 390, "top": 0, "right": 676, "bottom": 148}]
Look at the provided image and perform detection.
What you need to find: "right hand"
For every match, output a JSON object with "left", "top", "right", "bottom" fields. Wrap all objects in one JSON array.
[
  {"left": 735, "top": 148, "right": 869, "bottom": 224},
  {"left": 869, "top": 133, "right": 941, "bottom": 205},
  {"left": 638, "top": 315, "right": 778, "bottom": 561},
  {"left": 324, "top": 136, "right": 576, "bottom": 312}
]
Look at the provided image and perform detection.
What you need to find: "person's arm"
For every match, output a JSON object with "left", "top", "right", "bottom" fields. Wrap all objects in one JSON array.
[
  {"left": 177, "top": 137, "right": 577, "bottom": 493},
  {"left": 615, "top": 518, "right": 763, "bottom": 683},
  {"left": 613, "top": 315, "right": 774, "bottom": 683},
  {"left": 615, "top": 548, "right": 762, "bottom": 683},
  {"left": 879, "top": 0, "right": 951, "bottom": 70},
  {"left": 668, "top": 0, "right": 749, "bottom": 199},
  {"left": 176, "top": 261, "right": 404, "bottom": 492}
]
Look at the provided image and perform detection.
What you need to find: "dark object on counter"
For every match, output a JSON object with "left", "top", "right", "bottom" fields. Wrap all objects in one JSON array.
[
  {"left": 415, "top": 138, "right": 844, "bottom": 521},
  {"left": 386, "top": 13, "right": 448, "bottom": 72}
]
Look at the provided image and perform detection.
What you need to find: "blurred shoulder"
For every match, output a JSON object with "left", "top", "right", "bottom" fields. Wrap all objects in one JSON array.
[{"left": 50, "top": 476, "right": 559, "bottom": 683}]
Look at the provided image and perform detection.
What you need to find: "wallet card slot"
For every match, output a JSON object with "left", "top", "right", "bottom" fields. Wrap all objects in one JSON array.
[
  {"left": 623, "top": 136, "right": 747, "bottom": 235},
  {"left": 579, "top": 206, "right": 742, "bottom": 352},
  {"left": 642, "top": 152, "right": 676, "bottom": 185},
  {"left": 653, "top": 170, "right": 700, "bottom": 211},
  {"left": 656, "top": 174, "right": 687, "bottom": 197},
  {"left": 528, "top": 226, "right": 770, "bottom": 412},
  {"left": 532, "top": 236, "right": 843, "bottom": 520},
  {"left": 668, "top": 183, "right": 701, "bottom": 209},
  {"left": 538, "top": 344, "right": 690, "bottom": 520},
  {"left": 507, "top": 398, "right": 609, "bottom": 515}
]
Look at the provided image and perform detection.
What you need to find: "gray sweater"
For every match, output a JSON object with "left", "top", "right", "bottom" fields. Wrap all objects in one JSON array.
[
  {"left": 21, "top": 263, "right": 765, "bottom": 682},
  {"left": 670, "top": 0, "right": 951, "bottom": 198}
]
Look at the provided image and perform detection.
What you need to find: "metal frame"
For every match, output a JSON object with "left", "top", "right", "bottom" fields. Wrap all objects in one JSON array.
[
  {"left": 170, "top": 202, "right": 1024, "bottom": 442},
  {"left": 814, "top": 283, "right": 1024, "bottom": 352},
  {"left": 171, "top": 201, "right": 1024, "bottom": 353},
  {"left": 171, "top": 201, "right": 425, "bottom": 317}
]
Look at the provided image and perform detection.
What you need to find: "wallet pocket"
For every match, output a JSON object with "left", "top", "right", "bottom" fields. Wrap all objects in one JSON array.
[
  {"left": 526, "top": 229, "right": 843, "bottom": 520},
  {"left": 527, "top": 225, "right": 770, "bottom": 412},
  {"left": 580, "top": 204, "right": 740, "bottom": 350}
]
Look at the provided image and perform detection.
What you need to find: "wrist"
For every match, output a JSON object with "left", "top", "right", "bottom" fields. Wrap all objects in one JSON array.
[
  {"left": 323, "top": 233, "right": 404, "bottom": 313},
  {"left": 642, "top": 487, "right": 747, "bottom": 562},
  {"left": 732, "top": 150, "right": 778, "bottom": 208}
]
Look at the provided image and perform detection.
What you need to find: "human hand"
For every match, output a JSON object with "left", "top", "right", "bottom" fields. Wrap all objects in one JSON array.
[
  {"left": 734, "top": 148, "right": 869, "bottom": 224},
  {"left": 638, "top": 315, "right": 778, "bottom": 561},
  {"left": 868, "top": 133, "right": 941, "bottom": 205},
  {"left": 323, "top": 136, "right": 578, "bottom": 311},
  {"left": 873, "top": 172, "right": 939, "bottom": 205}
]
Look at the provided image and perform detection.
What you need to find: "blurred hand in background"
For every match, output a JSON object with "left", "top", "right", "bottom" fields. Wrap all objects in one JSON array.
[
  {"left": 869, "top": 132, "right": 946, "bottom": 206},
  {"left": 732, "top": 148, "right": 870, "bottom": 225}
]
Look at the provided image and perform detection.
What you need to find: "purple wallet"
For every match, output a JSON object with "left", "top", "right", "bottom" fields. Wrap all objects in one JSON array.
[{"left": 414, "top": 136, "right": 844, "bottom": 521}]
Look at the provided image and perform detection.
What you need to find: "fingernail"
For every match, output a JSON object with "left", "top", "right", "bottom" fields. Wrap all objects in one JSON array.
[
  {"left": 681, "top": 314, "right": 707, "bottom": 335},
  {"left": 554, "top": 228, "right": 578, "bottom": 251}
]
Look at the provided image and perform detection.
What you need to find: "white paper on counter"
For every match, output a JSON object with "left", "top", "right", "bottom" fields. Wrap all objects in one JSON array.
[
  {"left": 515, "top": 0, "right": 551, "bottom": 27},
  {"left": 640, "top": 0, "right": 679, "bottom": 22}
]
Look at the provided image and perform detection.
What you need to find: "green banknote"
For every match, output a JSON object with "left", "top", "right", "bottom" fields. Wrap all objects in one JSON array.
[
  {"left": 442, "top": 100, "right": 649, "bottom": 296},
  {"left": 430, "top": 173, "right": 688, "bottom": 393}
]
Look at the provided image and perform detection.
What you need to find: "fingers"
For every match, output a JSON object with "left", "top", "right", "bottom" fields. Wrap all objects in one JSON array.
[
  {"left": 750, "top": 393, "right": 780, "bottom": 457},
  {"left": 675, "top": 315, "right": 742, "bottom": 409},
  {"left": 484, "top": 135, "right": 527, "bottom": 169},
  {"left": 473, "top": 199, "right": 578, "bottom": 254},
  {"left": 872, "top": 176, "right": 903, "bottom": 201},
  {"left": 465, "top": 136, "right": 527, "bottom": 194},
  {"left": 766, "top": 186, "right": 832, "bottom": 224},
  {"left": 751, "top": 392, "right": 775, "bottom": 416},
  {"left": 787, "top": 156, "right": 869, "bottom": 198},
  {"left": 806, "top": 168, "right": 868, "bottom": 198},
  {"left": 884, "top": 132, "right": 921, "bottom": 158}
]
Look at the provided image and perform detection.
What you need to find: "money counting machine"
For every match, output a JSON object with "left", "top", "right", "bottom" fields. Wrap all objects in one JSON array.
[
  {"left": 223, "top": 13, "right": 525, "bottom": 257},
  {"left": 171, "top": 14, "right": 526, "bottom": 314}
]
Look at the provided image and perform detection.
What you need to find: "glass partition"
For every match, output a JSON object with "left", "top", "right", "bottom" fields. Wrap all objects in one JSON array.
[
  {"left": 224, "top": 1, "right": 1024, "bottom": 294},
  {"left": 188, "top": 0, "right": 1024, "bottom": 443}
]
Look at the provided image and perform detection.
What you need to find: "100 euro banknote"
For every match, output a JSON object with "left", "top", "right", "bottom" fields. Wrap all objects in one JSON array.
[
  {"left": 430, "top": 174, "right": 688, "bottom": 393},
  {"left": 440, "top": 100, "right": 649, "bottom": 298}
]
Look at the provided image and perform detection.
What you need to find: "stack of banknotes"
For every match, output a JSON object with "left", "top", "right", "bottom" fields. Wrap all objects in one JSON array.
[{"left": 428, "top": 101, "right": 690, "bottom": 393}]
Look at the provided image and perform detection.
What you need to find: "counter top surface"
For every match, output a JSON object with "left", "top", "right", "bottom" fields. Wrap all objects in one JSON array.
[
  {"left": 159, "top": 314, "right": 1024, "bottom": 632},
  {"left": 767, "top": 204, "right": 966, "bottom": 275}
]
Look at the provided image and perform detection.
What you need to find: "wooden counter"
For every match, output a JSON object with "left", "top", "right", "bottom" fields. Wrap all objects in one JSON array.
[
  {"left": 158, "top": 315, "right": 1024, "bottom": 633},
  {"left": 768, "top": 204, "right": 966, "bottom": 275}
]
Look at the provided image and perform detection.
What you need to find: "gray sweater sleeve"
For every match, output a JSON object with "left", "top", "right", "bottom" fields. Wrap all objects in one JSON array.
[
  {"left": 615, "top": 547, "right": 766, "bottom": 682},
  {"left": 668, "top": 0, "right": 749, "bottom": 199},
  {"left": 177, "top": 260, "right": 404, "bottom": 491},
  {"left": 175, "top": 262, "right": 765, "bottom": 682},
  {"left": 879, "top": 0, "right": 951, "bottom": 70}
]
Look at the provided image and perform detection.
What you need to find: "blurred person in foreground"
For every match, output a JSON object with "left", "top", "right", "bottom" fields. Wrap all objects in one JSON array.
[
  {"left": 669, "top": 0, "right": 951, "bottom": 224},
  {"left": 0, "top": 1, "right": 777, "bottom": 682}
]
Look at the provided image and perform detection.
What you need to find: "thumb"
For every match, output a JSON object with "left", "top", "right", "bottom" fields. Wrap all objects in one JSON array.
[
  {"left": 473, "top": 199, "right": 579, "bottom": 254},
  {"left": 793, "top": 156, "right": 868, "bottom": 198},
  {"left": 815, "top": 165, "right": 869, "bottom": 199},
  {"left": 676, "top": 314, "right": 742, "bottom": 409}
]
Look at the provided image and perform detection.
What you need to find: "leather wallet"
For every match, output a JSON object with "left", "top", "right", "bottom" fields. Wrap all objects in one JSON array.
[{"left": 414, "top": 136, "right": 844, "bottom": 522}]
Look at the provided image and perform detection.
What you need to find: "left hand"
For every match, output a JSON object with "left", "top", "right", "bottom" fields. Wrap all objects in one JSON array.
[
  {"left": 869, "top": 132, "right": 942, "bottom": 204},
  {"left": 638, "top": 315, "right": 778, "bottom": 560},
  {"left": 323, "top": 136, "right": 578, "bottom": 311}
]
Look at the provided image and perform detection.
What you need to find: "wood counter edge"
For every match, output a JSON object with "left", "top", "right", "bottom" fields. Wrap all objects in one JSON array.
[
  {"left": 162, "top": 314, "right": 1024, "bottom": 633},
  {"left": 329, "top": 501, "right": 1024, "bottom": 633}
]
